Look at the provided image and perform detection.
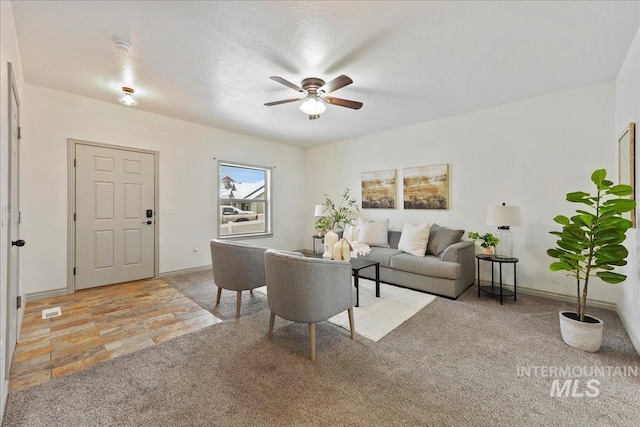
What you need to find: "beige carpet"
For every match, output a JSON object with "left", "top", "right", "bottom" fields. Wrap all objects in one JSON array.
[
  {"left": 255, "top": 279, "right": 435, "bottom": 342},
  {"left": 3, "top": 270, "right": 640, "bottom": 426}
]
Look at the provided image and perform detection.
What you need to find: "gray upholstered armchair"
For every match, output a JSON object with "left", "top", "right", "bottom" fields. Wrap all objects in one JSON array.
[
  {"left": 210, "top": 239, "right": 267, "bottom": 318},
  {"left": 264, "top": 249, "right": 356, "bottom": 361}
]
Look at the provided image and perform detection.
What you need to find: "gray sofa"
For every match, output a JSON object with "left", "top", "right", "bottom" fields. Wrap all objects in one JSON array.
[{"left": 356, "top": 226, "right": 475, "bottom": 298}]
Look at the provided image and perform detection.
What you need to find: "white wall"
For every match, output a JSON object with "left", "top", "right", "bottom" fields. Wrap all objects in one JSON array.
[
  {"left": 0, "top": 0, "right": 24, "bottom": 419},
  {"left": 21, "top": 84, "right": 306, "bottom": 295},
  {"left": 615, "top": 22, "right": 640, "bottom": 353},
  {"left": 305, "top": 82, "right": 617, "bottom": 303}
]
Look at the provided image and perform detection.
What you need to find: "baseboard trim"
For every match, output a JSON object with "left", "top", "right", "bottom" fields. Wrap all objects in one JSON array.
[
  {"left": 616, "top": 307, "right": 640, "bottom": 355},
  {"left": 478, "top": 279, "right": 638, "bottom": 355},
  {"left": 158, "top": 265, "right": 212, "bottom": 278},
  {"left": 1, "top": 379, "right": 7, "bottom": 426},
  {"left": 26, "top": 288, "right": 68, "bottom": 303},
  {"left": 477, "top": 280, "right": 617, "bottom": 311}
]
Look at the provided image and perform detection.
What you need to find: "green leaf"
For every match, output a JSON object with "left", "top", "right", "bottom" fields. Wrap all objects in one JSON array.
[
  {"left": 591, "top": 169, "right": 606, "bottom": 186},
  {"left": 550, "top": 261, "right": 573, "bottom": 272},
  {"left": 553, "top": 215, "right": 570, "bottom": 226},
  {"left": 558, "top": 257, "right": 580, "bottom": 269},
  {"left": 547, "top": 249, "right": 563, "bottom": 259},
  {"left": 600, "top": 217, "right": 633, "bottom": 229},
  {"left": 596, "top": 271, "right": 627, "bottom": 284},
  {"left": 607, "top": 184, "right": 634, "bottom": 196},
  {"left": 596, "top": 244, "right": 629, "bottom": 260},
  {"left": 603, "top": 199, "right": 637, "bottom": 213},
  {"left": 557, "top": 240, "right": 584, "bottom": 253},
  {"left": 566, "top": 192, "right": 593, "bottom": 205}
]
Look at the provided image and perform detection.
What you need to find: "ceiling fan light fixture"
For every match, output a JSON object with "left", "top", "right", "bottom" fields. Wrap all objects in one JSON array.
[
  {"left": 299, "top": 94, "right": 326, "bottom": 115},
  {"left": 119, "top": 86, "right": 138, "bottom": 106}
]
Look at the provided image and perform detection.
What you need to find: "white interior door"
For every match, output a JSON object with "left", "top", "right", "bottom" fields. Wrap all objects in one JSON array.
[
  {"left": 6, "top": 72, "right": 21, "bottom": 379},
  {"left": 75, "top": 144, "right": 155, "bottom": 290}
]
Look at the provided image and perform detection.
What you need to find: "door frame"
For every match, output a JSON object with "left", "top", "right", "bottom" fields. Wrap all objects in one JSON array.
[
  {"left": 5, "top": 61, "right": 21, "bottom": 385},
  {"left": 67, "top": 139, "right": 159, "bottom": 293}
]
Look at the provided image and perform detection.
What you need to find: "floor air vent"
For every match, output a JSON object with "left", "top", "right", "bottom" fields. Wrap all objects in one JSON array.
[{"left": 42, "top": 307, "right": 62, "bottom": 319}]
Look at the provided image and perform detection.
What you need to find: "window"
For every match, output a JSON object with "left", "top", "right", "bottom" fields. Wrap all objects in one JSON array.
[{"left": 218, "top": 161, "right": 272, "bottom": 238}]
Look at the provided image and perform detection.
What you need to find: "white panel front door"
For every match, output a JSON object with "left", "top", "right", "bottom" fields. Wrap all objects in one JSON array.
[
  {"left": 75, "top": 144, "right": 155, "bottom": 290},
  {"left": 6, "top": 74, "right": 21, "bottom": 379}
]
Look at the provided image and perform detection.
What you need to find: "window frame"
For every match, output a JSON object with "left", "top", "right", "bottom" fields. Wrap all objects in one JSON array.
[{"left": 217, "top": 160, "right": 272, "bottom": 239}]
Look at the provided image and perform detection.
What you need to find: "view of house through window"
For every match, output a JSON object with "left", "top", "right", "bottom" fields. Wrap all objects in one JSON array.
[{"left": 218, "top": 161, "right": 271, "bottom": 237}]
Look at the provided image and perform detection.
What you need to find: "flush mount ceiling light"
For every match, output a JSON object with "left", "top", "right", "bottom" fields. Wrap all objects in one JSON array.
[
  {"left": 265, "top": 75, "right": 363, "bottom": 120},
  {"left": 299, "top": 94, "right": 326, "bottom": 116},
  {"left": 119, "top": 86, "right": 138, "bottom": 106}
]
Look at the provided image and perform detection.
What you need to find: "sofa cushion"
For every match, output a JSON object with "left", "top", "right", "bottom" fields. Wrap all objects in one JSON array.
[
  {"left": 397, "top": 222, "right": 430, "bottom": 257},
  {"left": 360, "top": 248, "right": 403, "bottom": 267},
  {"left": 390, "top": 253, "right": 461, "bottom": 280},
  {"left": 426, "top": 224, "right": 464, "bottom": 257},
  {"left": 357, "top": 218, "right": 390, "bottom": 248}
]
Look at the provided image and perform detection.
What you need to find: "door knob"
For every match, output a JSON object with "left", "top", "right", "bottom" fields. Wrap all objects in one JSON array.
[
  {"left": 142, "top": 220, "right": 152, "bottom": 225},
  {"left": 12, "top": 239, "right": 26, "bottom": 247}
]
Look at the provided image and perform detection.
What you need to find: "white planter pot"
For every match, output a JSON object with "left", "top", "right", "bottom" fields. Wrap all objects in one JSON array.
[{"left": 558, "top": 311, "right": 603, "bottom": 353}]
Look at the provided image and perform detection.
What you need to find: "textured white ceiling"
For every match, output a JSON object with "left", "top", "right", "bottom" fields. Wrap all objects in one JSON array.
[{"left": 10, "top": 1, "right": 640, "bottom": 147}]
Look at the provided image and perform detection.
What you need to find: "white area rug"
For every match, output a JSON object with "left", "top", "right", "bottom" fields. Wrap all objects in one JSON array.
[
  {"left": 328, "top": 279, "right": 436, "bottom": 342},
  {"left": 255, "top": 279, "right": 436, "bottom": 342}
]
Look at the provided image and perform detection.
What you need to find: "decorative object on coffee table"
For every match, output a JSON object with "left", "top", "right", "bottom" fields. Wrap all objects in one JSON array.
[
  {"left": 334, "top": 238, "right": 353, "bottom": 261},
  {"left": 468, "top": 232, "right": 499, "bottom": 255},
  {"left": 486, "top": 203, "right": 522, "bottom": 258},
  {"left": 547, "top": 168, "right": 636, "bottom": 352},
  {"left": 323, "top": 230, "right": 339, "bottom": 259},
  {"left": 320, "top": 188, "right": 360, "bottom": 231}
]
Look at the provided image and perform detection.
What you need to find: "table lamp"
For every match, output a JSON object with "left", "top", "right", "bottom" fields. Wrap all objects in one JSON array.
[{"left": 486, "top": 203, "right": 522, "bottom": 258}]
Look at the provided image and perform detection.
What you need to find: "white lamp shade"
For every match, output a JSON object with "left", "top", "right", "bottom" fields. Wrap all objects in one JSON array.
[
  {"left": 314, "top": 204, "right": 325, "bottom": 217},
  {"left": 487, "top": 205, "right": 522, "bottom": 226},
  {"left": 300, "top": 95, "right": 326, "bottom": 115}
]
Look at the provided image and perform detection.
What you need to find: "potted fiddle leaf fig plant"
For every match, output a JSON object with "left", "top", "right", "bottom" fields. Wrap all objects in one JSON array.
[
  {"left": 468, "top": 232, "right": 500, "bottom": 255},
  {"left": 547, "top": 169, "right": 636, "bottom": 352}
]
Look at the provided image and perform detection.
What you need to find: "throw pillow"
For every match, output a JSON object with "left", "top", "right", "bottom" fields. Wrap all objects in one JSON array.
[
  {"left": 357, "top": 218, "right": 390, "bottom": 248},
  {"left": 426, "top": 223, "right": 464, "bottom": 257},
  {"left": 342, "top": 223, "right": 359, "bottom": 244},
  {"left": 398, "top": 222, "right": 431, "bottom": 257}
]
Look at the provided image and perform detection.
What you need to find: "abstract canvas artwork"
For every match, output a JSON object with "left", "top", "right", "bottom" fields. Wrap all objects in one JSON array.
[
  {"left": 362, "top": 169, "right": 397, "bottom": 209},
  {"left": 403, "top": 164, "right": 449, "bottom": 210}
]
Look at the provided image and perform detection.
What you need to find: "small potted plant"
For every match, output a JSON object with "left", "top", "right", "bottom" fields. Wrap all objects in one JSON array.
[
  {"left": 314, "top": 217, "right": 332, "bottom": 237},
  {"left": 548, "top": 169, "right": 635, "bottom": 352},
  {"left": 468, "top": 232, "right": 500, "bottom": 255}
]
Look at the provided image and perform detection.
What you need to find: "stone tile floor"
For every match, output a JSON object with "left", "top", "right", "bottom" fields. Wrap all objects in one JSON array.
[{"left": 9, "top": 279, "right": 220, "bottom": 391}]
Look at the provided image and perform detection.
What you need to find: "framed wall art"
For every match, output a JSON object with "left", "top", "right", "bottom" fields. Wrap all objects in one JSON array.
[
  {"left": 618, "top": 122, "right": 636, "bottom": 227},
  {"left": 403, "top": 164, "right": 449, "bottom": 210},
  {"left": 361, "top": 169, "right": 397, "bottom": 209}
]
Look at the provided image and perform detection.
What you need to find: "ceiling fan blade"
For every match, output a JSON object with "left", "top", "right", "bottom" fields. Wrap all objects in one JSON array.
[
  {"left": 323, "top": 96, "right": 363, "bottom": 110},
  {"left": 264, "top": 98, "right": 302, "bottom": 106},
  {"left": 318, "top": 75, "right": 353, "bottom": 94},
  {"left": 269, "top": 76, "right": 305, "bottom": 93}
]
